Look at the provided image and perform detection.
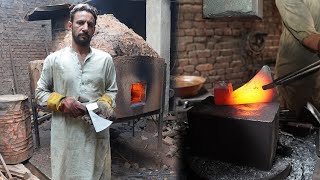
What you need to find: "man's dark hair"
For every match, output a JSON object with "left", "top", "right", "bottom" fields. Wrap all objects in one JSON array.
[{"left": 70, "top": 4, "right": 98, "bottom": 24}]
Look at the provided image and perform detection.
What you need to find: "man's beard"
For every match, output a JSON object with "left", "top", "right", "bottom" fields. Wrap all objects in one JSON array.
[{"left": 72, "top": 30, "right": 92, "bottom": 46}]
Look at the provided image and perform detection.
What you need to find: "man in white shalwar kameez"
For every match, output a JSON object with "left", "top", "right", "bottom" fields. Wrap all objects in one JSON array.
[
  {"left": 35, "top": 4, "right": 117, "bottom": 180},
  {"left": 275, "top": 0, "right": 320, "bottom": 118}
]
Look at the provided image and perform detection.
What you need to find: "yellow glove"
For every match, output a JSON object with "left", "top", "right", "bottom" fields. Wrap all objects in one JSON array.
[
  {"left": 47, "top": 92, "right": 65, "bottom": 111},
  {"left": 95, "top": 95, "right": 115, "bottom": 119},
  {"left": 98, "top": 94, "right": 113, "bottom": 108}
]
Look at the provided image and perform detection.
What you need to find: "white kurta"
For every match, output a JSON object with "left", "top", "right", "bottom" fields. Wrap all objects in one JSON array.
[{"left": 36, "top": 47, "right": 117, "bottom": 180}]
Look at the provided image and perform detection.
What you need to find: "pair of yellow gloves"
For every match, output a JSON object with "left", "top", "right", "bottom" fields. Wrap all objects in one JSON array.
[{"left": 47, "top": 92, "right": 114, "bottom": 119}]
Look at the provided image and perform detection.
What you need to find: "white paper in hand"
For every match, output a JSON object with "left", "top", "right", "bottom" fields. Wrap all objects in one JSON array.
[{"left": 86, "top": 103, "right": 113, "bottom": 132}]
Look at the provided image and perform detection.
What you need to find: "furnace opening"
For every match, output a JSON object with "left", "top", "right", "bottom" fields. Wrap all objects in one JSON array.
[{"left": 131, "top": 82, "right": 146, "bottom": 105}]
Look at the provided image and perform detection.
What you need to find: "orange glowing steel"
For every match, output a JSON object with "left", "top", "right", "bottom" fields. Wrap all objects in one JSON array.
[{"left": 214, "top": 66, "right": 276, "bottom": 105}]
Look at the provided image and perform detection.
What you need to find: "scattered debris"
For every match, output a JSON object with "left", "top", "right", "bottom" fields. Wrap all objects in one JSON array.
[
  {"left": 163, "top": 137, "right": 175, "bottom": 146},
  {"left": 0, "top": 163, "right": 39, "bottom": 180},
  {"left": 166, "top": 146, "right": 179, "bottom": 158},
  {"left": 141, "top": 136, "right": 148, "bottom": 141},
  {"left": 124, "top": 162, "right": 131, "bottom": 169},
  {"left": 132, "top": 163, "right": 139, "bottom": 170},
  {"left": 163, "top": 130, "right": 178, "bottom": 137}
]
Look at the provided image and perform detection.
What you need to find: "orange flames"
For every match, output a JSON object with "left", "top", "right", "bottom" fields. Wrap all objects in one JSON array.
[
  {"left": 131, "top": 82, "right": 146, "bottom": 104},
  {"left": 214, "top": 66, "right": 276, "bottom": 105}
]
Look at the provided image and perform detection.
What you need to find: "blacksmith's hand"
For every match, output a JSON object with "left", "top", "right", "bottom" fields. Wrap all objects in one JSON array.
[
  {"left": 59, "top": 97, "right": 87, "bottom": 118},
  {"left": 81, "top": 114, "right": 93, "bottom": 125},
  {"left": 95, "top": 101, "right": 115, "bottom": 120},
  {"left": 47, "top": 92, "right": 86, "bottom": 118},
  {"left": 94, "top": 95, "right": 116, "bottom": 120}
]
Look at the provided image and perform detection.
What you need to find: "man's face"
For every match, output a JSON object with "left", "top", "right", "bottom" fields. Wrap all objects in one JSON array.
[{"left": 69, "top": 11, "right": 95, "bottom": 46}]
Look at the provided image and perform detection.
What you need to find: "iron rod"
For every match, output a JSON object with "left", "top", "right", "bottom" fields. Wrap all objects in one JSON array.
[{"left": 263, "top": 60, "right": 320, "bottom": 90}]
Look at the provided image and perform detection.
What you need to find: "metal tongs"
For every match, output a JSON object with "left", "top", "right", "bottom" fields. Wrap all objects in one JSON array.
[{"left": 262, "top": 60, "right": 320, "bottom": 90}]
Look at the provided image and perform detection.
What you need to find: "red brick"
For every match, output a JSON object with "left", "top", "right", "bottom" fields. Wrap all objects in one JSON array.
[
  {"left": 211, "top": 22, "right": 228, "bottom": 28},
  {"left": 197, "top": 50, "right": 211, "bottom": 58},
  {"left": 224, "top": 28, "right": 232, "bottom": 36},
  {"left": 189, "top": 58, "right": 198, "bottom": 65},
  {"left": 184, "top": 13, "right": 194, "bottom": 20},
  {"left": 177, "top": 43, "right": 186, "bottom": 52},
  {"left": 215, "top": 28, "right": 223, "bottom": 36},
  {"left": 178, "top": 36, "right": 193, "bottom": 44},
  {"left": 232, "top": 66, "right": 242, "bottom": 73},
  {"left": 176, "top": 67, "right": 184, "bottom": 74},
  {"left": 207, "top": 42, "right": 215, "bottom": 49},
  {"left": 222, "top": 62, "right": 229, "bottom": 68},
  {"left": 220, "top": 49, "right": 233, "bottom": 56},
  {"left": 201, "top": 71, "right": 210, "bottom": 77},
  {"left": 174, "top": 0, "right": 281, "bottom": 92},
  {"left": 208, "top": 57, "right": 216, "bottom": 64},
  {"left": 228, "top": 22, "right": 244, "bottom": 28},
  {"left": 186, "top": 44, "right": 196, "bottom": 51},
  {"left": 177, "top": 52, "right": 188, "bottom": 59},
  {"left": 194, "top": 13, "right": 203, "bottom": 21},
  {"left": 198, "top": 58, "right": 207, "bottom": 64},
  {"left": 188, "top": 51, "right": 197, "bottom": 58},
  {"left": 232, "top": 29, "right": 241, "bottom": 36},
  {"left": 178, "top": 59, "right": 189, "bottom": 66},
  {"left": 209, "top": 70, "right": 217, "bottom": 76},
  {"left": 184, "top": 65, "right": 195, "bottom": 72},
  {"left": 195, "top": 43, "right": 206, "bottom": 50},
  {"left": 194, "top": 37, "right": 206, "bottom": 43},
  {"left": 230, "top": 60, "right": 243, "bottom": 68},
  {"left": 176, "top": 30, "right": 185, "bottom": 37},
  {"left": 216, "top": 56, "right": 232, "bottom": 64},
  {"left": 217, "top": 69, "right": 225, "bottom": 75},
  {"left": 211, "top": 50, "right": 220, "bottom": 57},
  {"left": 232, "top": 55, "right": 242, "bottom": 61},
  {"left": 185, "top": 29, "right": 195, "bottom": 36},
  {"left": 205, "top": 29, "right": 214, "bottom": 36},
  {"left": 179, "top": 21, "right": 193, "bottom": 29},
  {"left": 196, "top": 63, "right": 214, "bottom": 71},
  {"left": 195, "top": 29, "right": 205, "bottom": 36},
  {"left": 180, "top": 4, "right": 202, "bottom": 13},
  {"left": 226, "top": 68, "right": 233, "bottom": 74},
  {"left": 193, "top": 71, "right": 200, "bottom": 76}
]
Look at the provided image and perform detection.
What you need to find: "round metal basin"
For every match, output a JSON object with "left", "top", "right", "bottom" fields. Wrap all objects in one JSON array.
[{"left": 174, "top": 75, "right": 206, "bottom": 98}]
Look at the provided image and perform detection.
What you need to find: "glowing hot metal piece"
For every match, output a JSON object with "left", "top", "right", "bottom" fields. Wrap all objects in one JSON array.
[{"left": 214, "top": 65, "right": 276, "bottom": 105}]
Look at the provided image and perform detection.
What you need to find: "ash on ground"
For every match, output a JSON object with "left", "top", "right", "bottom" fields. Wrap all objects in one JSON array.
[
  {"left": 110, "top": 116, "right": 186, "bottom": 180},
  {"left": 185, "top": 131, "right": 318, "bottom": 180}
]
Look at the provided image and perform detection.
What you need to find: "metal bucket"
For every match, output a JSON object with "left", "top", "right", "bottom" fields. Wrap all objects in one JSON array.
[{"left": 0, "top": 94, "right": 33, "bottom": 164}]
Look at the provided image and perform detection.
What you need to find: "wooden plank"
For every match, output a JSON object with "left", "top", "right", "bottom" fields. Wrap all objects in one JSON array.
[
  {"left": 0, "top": 170, "right": 8, "bottom": 180},
  {"left": 0, "top": 164, "right": 29, "bottom": 179},
  {"left": 28, "top": 60, "right": 44, "bottom": 95},
  {"left": 0, "top": 154, "right": 12, "bottom": 179},
  {"left": 8, "top": 43, "right": 18, "bottom": 95}
]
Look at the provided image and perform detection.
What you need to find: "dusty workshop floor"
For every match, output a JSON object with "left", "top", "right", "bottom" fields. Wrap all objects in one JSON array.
[
  {"left": 28, "top": 108, "right": 320, "bottom": 180},
  {"left": 29, "top": 114, "right": 184, "bottom": 180}
]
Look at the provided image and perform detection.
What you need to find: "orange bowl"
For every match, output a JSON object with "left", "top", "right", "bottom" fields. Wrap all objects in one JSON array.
[{"left": 174, "top": 75, "right": 206, "bottom": 98}]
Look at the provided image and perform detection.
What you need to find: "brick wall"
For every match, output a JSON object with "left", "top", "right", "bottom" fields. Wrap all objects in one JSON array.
[
  {"left": 174, "top": 0, "right": 282, "bottom": 91},
  {"left": 0, "top": 0, "right": 52, "bottom": 96}
]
